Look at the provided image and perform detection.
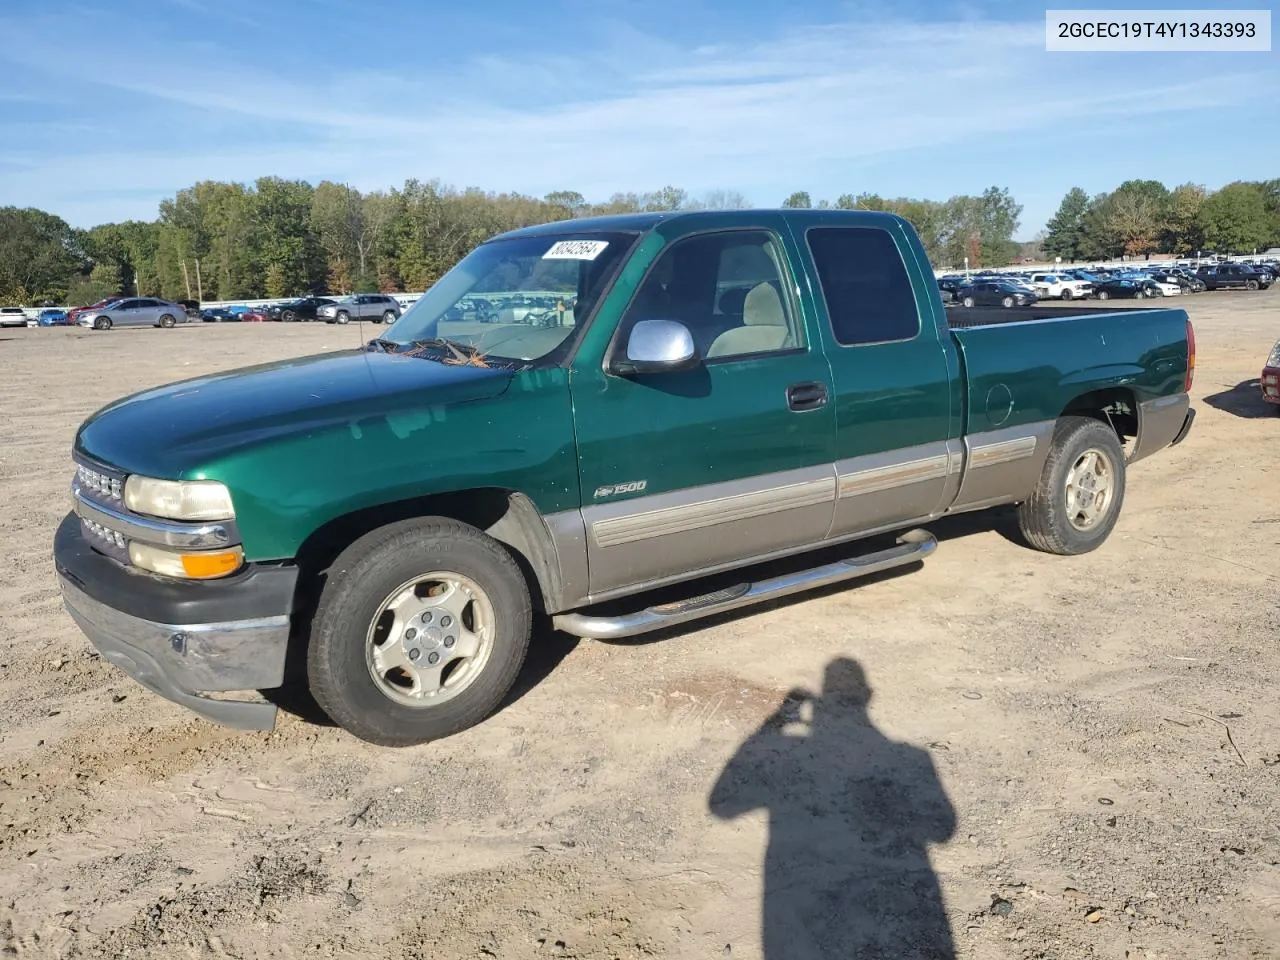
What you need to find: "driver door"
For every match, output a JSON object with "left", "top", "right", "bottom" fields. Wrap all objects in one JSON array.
[{"left": 569, "top": 221, "right": 837, "bottom": 599}]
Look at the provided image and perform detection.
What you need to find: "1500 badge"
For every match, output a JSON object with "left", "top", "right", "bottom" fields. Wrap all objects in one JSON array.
[{"left": 594, "top": 480, "right": 647, "bottom": 499}]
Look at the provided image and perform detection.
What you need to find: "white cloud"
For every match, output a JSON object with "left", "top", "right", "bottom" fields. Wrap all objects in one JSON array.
[{"left": 0, "top": 7, "right": 1274, "bottom": 226}]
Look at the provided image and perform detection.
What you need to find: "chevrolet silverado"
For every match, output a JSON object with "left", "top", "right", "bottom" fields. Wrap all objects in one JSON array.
[{"left": 54, "top": 209, "right": 1196, "bottom": 746}]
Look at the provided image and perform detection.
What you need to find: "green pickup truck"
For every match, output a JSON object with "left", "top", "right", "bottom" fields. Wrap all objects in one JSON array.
[{"left": 54, "top": 210, "right": 1196, "bottom": 746}]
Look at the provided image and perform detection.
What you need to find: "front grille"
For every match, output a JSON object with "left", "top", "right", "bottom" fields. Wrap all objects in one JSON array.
[
  {"left": 76, "top": 461, "right": 125, "bottom": 502},
  {"left": 81, "top": 516, "right": 130, "bottom": 562}
]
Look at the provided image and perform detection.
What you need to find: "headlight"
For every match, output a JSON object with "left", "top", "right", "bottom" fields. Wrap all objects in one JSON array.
[
  {"left": 124, "top": 476, "right": 235, "bottom": 521},
  {"left": 129, "top": 542, "right": 244, "bottom": 579}
]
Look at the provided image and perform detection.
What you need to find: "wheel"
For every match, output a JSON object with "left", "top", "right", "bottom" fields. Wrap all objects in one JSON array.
[
  {"left": 335, "top": 310, "right": 350, "bottom": 324},
  {"left": 962, "top": 296, "right": 975, "bottom": 308},
  {"left": 1001, "top": 296, "right": 1014, "bottom": 308},
  {"left": 159, "top": 313, "right": 176, "bottom": 328},
  {"left": 1246, "top": 280, "right": 1259, "bottom": 291},
  {"left": 1017, "top": 416, "right": 1126, "bottom": 556},
  {"left": 306, "top": 517, "right": 533, "bottom": 746},
  {"left": 93, "top": 316, "right": 111, "bottom": 330},
  {"left": 1061, "top": 288, "right": 1073, "bottom": 301},
  {"left": 282, "top": 310, "right": 296, "bottom": 322},
  {"left": 381, "top": 310, "right": 397, "bottom": 324},
  {"left": 1097, "top": 290, "right": 1109, "bottom": 301}
]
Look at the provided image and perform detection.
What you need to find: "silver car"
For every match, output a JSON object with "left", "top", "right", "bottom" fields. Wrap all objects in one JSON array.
[
  {"left": 78, "top": 297, "right": 190, "bottom": 330},
  {"left": 317, "top": 293, "right": 402, "bottom": 325}
]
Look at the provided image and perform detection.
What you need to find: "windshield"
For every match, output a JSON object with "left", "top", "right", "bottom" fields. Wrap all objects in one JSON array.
[{"left": 383, "top": 231, "right": 641, "bottom": 364}]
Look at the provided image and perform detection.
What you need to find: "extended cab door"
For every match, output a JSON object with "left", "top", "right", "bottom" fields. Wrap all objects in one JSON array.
[
  {"left": 568, "top": 220, "right": 837, "bottom": 598},
  {"left": 786, "top": 218, "right": 960, "bottom": 538}
]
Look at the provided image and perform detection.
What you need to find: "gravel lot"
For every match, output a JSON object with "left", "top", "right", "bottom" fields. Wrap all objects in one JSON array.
[{"left": 1, "top": 295, "right": 1278, "bottom": 960}]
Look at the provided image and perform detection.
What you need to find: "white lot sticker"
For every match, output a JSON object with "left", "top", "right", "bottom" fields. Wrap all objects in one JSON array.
[{"left": 543, "top": 239, "right": 609, "bottom": 260}]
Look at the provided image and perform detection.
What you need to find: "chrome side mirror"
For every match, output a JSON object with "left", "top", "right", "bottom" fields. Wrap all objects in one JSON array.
[{"left": 614, "top": 319, "right": 699, "bottom": 375}]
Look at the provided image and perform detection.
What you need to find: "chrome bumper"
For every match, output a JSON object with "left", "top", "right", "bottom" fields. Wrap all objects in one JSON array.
[{"left": 57, "top": 571, "right": 289, "bottom": 731}]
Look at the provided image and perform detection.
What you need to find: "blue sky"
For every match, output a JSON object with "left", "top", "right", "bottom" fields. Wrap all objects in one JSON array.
[{"left": 0, "top": 0, "right": 1275, "bottom": 238}]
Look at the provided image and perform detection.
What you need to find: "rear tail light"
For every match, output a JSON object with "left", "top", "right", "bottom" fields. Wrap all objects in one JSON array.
[{"left": 1184, "top": 319, "right": 1196, "bottom": 393}]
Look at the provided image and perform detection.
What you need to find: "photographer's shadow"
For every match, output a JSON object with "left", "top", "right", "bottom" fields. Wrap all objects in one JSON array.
[{"left": 710, "top": 658, "right": 957, "bottom": 959}]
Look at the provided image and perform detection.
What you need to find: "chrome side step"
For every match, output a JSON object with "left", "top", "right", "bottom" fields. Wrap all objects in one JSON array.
[{"left": 552, "top": 529, "right": 937, "bottom": 640}]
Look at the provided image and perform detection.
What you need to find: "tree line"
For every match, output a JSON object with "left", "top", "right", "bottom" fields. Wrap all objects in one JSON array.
[
  {"left": 3, "top": 177, "right": 1018, "bottom": 306},
  {"left": 1042, "top": 179, "right": 1280, "bottom": 263}
]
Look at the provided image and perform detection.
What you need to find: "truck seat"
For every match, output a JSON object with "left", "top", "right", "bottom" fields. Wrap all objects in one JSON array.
[{"left": 705, "top": 282, "right": 792, "bottom": 358}]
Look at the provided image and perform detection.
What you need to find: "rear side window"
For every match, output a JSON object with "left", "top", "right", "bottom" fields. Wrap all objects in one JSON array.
[{"left": 806, "top": 227, "right": 921, "bottom": 346}]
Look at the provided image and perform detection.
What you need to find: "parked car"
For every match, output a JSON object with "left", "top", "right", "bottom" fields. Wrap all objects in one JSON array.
[
  {"left": 37, "top": 308, "right": 70, "bottom": 326},
  {"left": 0, "top": 306, "right": 30, "bottom": 327},
  {"left": 1150, "top": 271, "right": 1200, "bottom": 294},
  {"left": 317, "top": 293, "right": 402, "bottom": 325},
  {"left": 1262, "top": 338, "right": 1280, "bottom": 413},
  {"left": 201, "top": 307, "right": 240, "bottom": 322},
  {"left": 1196, "top": 264, "right": 1273, "bottom": 291},
  {"left": 267, "top": 297, "right": 337, "bottom": 322},
  {"left": 77, "top": 297, "right": 191, "bottom": 330},
  {"left": 1092, "top": 278, "right": 1149, "bottom": 301},
  {"left": 958, "top": 280, "right": 1038, "bottom": 308},
  {"left": 1029, "top": 273, "right": 1093, "bottom": 300},
  {"left": 53, "top": 208, "right": 1196, "bottom": 745}
]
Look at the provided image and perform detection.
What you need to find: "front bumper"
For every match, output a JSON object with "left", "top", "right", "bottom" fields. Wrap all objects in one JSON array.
[{"left": 53, "top": 512, "right": 297, "bottom": 731}]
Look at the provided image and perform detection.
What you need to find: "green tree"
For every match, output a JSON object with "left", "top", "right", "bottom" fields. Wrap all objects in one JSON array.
[
  {"left": 0, "top": 207, "right": 84, "bottom": 303},
  {"left": 1163, "top": 183, "right": 1206, "bottom": 255},
  {"left": 782, "top": 191, "right": 812, "bottom": 208},
  {"left": 1043, "top": 187, "right": 1090, "bottom": 261},
  {"left": 1198, "top": 181, "right": 1270, "bottom": 253}
]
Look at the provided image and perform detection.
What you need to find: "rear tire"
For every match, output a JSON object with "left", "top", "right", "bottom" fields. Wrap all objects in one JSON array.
[
  {"left": 159, "top": 313, "right": 176, "bottom": 328},
  {"left": 1097, "top": 290, "right": 1109, "bottom": 301},
  {"left": 93, "top": 316, "right": 111, "bottom": 330},
  {"left": 1061, "top": 288, "right": 1073, "bottom": 301},
  {"left": 962, "top": 296, "right": 975, "bottom": 308},
  {"left": 307, "top": 517, "right": 533, "bottom": 746},
  {"left": 282, "top": 310, "right": 296, "bottom": 322},
  {"left": 1017, "top": 416, "right": 1126, "bottom": 556},
  {"left": 1001, "top": 296, "right": 1014, "bottom": 308},
  {"left": 381, "top": 310, "right": 397, "bottom": 324}
]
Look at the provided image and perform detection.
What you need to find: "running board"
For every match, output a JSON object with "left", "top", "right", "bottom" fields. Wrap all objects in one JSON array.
[{"left": 553, "top": 528, "right": 937, "bottom": 640}]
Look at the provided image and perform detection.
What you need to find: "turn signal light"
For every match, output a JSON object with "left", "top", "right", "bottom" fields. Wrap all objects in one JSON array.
[{"left": 129, "top": 542, "right": 244, "bottom": 579}]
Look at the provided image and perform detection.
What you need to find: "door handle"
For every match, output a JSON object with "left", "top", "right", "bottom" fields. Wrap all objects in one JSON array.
[{"left": 787, "top": 381, "right": 828, "bottom": 412}]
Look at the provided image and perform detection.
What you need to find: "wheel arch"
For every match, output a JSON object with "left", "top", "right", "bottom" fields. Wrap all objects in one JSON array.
[
  {"left": 1059, "top": 387, "right": 1139, "bottom": 458},
  {"left": 292, "top": 488, "right": 572, "bottom": 617}
]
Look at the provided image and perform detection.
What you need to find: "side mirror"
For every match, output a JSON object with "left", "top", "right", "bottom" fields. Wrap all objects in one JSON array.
[{"left": 613, "top": 319, "right": 700, "bottom": 375}]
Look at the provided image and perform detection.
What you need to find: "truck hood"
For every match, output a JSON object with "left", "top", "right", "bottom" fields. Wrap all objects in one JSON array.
[{"left": 76, "top": 348, "right": 513, "bottom": 478}]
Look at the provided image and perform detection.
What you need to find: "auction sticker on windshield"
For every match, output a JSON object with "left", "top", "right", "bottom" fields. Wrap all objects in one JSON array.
[{"left": 543, "top": 240, "right": 610, "bottom": 260}]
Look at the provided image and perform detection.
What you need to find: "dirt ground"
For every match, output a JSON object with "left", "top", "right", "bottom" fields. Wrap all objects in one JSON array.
[{"left": 1, "top": 296, "right": 1277, "bottom": 960}]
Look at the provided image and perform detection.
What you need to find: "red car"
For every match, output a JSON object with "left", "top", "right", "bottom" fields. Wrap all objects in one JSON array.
[
  {"left": 1262, "top": 337, "right": 1280, "bottom": 412},
  {"left": 67, "top": 297, "right": 124, "bottom": 325}
]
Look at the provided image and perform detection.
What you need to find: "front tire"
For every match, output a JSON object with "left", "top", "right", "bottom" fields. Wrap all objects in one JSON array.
[
  {"left": 93, "top": 316, "right": 111, "bottom": 330},
  {"left": 307, "top": 517, "right": 533, "bottom": 746},
  {"left": 1097, "top": 290, "right": 1110, "bottom": 301},
  {"left": 335, "top": 310, "right": 350, "bottom": 325},
  {"left": 1017, "top": 416, "right": 1126, "bottom": 556},
  {"left": 1061, "top": 288, "right": 1073, "bottom": 301},
  {"left": 1247, "top": 280, "right": 1259, "bottom": 291},
  {"left": 1001, "top": 296, "right": 1014, "bottom": 308},
  {"left": 282, "top": 310, "right": 296, "bottom": 322},
  {"left": 962, "top": 296, "right": 975, "bottom": 308}
]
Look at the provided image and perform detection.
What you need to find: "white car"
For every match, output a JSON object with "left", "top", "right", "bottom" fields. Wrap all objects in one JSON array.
[
  {"left": 1030, "top": 274, "right": 1093, "bottom": 300},
  {"left": 0, "top": 306, "right": 31, "bottom": 327},
  {"left": 1147, "top": 279, "right": 1182, "bottom": 297}
]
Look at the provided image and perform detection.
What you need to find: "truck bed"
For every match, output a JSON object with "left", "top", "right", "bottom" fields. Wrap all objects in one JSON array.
[
  {"left": 947, "top": 304, "right": 1192, "bottom": 436},
  {"left": 945, "top": 303, "right": 1158, "bottom": 329}
]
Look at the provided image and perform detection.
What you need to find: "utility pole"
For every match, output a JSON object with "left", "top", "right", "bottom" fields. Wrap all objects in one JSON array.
[
  {"left": 180, "top": 260, "right": 192, "bottom": 300},
  {"left": 194, "top": 258, "right": 204, "bottom": 302}
]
